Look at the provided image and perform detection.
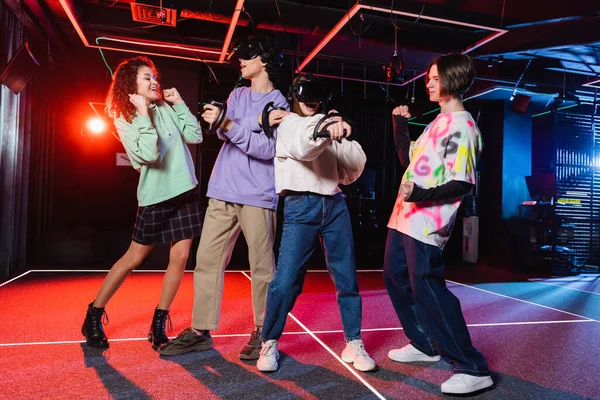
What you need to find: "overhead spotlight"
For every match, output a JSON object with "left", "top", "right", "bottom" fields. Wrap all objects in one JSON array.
[{"left": 383, "top": 52, "right": 404, "bottom": 83}]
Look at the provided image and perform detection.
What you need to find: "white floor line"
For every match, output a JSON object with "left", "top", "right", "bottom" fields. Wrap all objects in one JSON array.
[
  {"left": 527, "top": 279, "right": 600, "bottom": 296},
  {"left": 531, "top": 274, "right": 600, "bottom": 282},
  {"left": 24, "top": 269, "right": 245, "bottom": 273},
  {"left": 447, "top": 279, "right": 598, "bottom": 322},
  {"left": 0, "top": 270, "right": 32, "bottom": 287},
  {"left": 18, "top": 269, "right": 383, "bottom": 275},
  {"left": 1, "top": 319, "right": 594, "bottom": 348},
  {"left": 240, "top": 271, "right": 386, "bottom": 400}
]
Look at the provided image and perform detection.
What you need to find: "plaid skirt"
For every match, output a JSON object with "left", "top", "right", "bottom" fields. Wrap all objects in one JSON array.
[{"left": 132, "top": 187, "right": 203, "bottom": 245}]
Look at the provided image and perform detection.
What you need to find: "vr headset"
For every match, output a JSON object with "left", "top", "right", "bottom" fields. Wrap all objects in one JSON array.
[
  {"left": 288, "top": 81, "right": 332, "bottom": 104},
  {"left": 227, "top": 37, "right": 284, "bottom": 67}
]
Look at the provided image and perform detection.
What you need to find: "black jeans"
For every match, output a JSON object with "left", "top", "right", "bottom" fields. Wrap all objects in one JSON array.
[{"left": 383, "top": 229, "right": 489, "bottom": 376}]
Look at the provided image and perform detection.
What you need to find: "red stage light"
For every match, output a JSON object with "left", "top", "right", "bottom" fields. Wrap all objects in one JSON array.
[{"left": 86, "top": 117, "right": 106, "bottom": 135}]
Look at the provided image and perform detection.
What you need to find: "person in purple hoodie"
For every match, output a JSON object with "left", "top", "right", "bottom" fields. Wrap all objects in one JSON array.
[{"left": 159, "top": 34, "right": 289, "bottom": 360}]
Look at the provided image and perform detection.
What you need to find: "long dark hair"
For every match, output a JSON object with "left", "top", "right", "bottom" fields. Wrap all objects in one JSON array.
[{"left": 105, "top": 56, "right": 161, "bottom": 123}]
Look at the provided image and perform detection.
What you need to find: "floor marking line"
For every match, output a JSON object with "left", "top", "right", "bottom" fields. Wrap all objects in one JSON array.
[
  {"left": 447, "top": 280, "right": 598, "bottom": 322},
  {"left": 241, "top": 271, "right": 386, "bottom": 400},
  {"left": 528, "top": 279, "right": 600, "bottom": 296},
  {"left": 0, "top": 270, "right": 32, "bottom": 287},
  {"left": 1, "top": 320, "right": 594, "bottom": 347}
]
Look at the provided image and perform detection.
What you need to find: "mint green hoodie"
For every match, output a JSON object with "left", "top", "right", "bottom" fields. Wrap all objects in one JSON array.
[{"left": 114, "top": 101, "right": 202, "bottom": 206}]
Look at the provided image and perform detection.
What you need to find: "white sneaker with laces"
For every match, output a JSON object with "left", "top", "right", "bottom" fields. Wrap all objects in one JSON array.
[
  {"left": 341, "top": 339, "right": 377, "bottom": 372},
  {"left": 387, "top": 344, "right": 441, "bottom": 363},
  {"left": 257, "top": 339, "right": 279, "bottom": 372},
  {"left": 441, "top": 373, "right": 494, "bottom": 394}
]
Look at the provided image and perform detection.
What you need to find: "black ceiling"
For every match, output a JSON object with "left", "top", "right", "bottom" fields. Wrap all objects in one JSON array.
[{"left": 6, "top": 0, "right": 600, "bottom": 101}]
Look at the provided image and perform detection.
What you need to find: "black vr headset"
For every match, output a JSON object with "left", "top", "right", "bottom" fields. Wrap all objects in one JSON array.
[
  {"left": 287, "top": 80, "right": 332, "bottom": 104},
  {"left": 227, "top": 36, "right": 284, "bottom": 67}
]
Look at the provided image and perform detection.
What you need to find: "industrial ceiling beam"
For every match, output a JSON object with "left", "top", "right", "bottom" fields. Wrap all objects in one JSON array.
[
  {"left": 57, "top": 0, "right": 225, "bottom": 64},
  {"left": 296, "top": 1, "right": 507, "bottom": 85},
  {"left": 219, "top": 0, "right": 245, "bottom": 62}
]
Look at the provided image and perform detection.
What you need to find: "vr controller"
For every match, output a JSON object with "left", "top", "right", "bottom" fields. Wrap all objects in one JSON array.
[
  {"left": 201, "top": 101, "right": 228, "bottom": 135},
  {"left": 313, "top": 112, "right": 355, "bottom": 142},
  {"left": 261, "top": 102, "right": 286, "bottom": 139}
]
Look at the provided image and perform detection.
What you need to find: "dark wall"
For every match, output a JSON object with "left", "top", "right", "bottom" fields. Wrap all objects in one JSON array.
[
  {"left": 474, "top": 101, "right": 505, "bottom": 264},
  {"left": 25, "top": 48, "right": 510, "bottom": 271},
  {"left": 28, "top": 50, "right": 203, "bottom": 266}
]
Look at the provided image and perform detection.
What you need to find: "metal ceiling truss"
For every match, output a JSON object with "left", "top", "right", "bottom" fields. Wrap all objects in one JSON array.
[{"left": 295, "top": 2, "right": 508, "bottom": 86}]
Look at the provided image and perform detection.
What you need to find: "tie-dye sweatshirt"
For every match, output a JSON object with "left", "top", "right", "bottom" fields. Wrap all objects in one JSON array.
[{"left": 388, "top": 111, "right": 483, "bottom": 249}]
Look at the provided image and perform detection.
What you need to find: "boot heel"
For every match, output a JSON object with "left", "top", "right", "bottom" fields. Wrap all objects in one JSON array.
[
  {"left": 149, "top": 307, "right": 172, "bottom": 350},
  {"left": 81, "top": 301, "right": 109, "bottom": 348}
]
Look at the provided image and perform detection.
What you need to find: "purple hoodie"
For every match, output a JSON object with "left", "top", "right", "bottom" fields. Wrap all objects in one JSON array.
[{"left": 207, "top": 86, "right": 289, "bottom": 210}]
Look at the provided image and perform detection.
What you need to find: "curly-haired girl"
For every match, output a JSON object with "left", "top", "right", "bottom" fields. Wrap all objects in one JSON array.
[{"left": 81, "top": 56, "right": 203, "bottom": 351}]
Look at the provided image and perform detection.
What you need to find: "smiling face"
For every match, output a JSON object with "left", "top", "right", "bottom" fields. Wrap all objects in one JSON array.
[
  {"left": 426, "top": 63, "right": 442, "bottom": 103},
  {"left": 136, "top": 66, "right": 160, "bottom": 101},
  {"left": 239, "top": 56, "right": 264, "bottom": 80},
  {"left": 298, "top": 101, "right": 321, "bottom": 117}
]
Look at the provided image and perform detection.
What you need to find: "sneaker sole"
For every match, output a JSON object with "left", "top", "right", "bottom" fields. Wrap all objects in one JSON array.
[
  {"left": 158, "top": 340, "right": 214, "bottom": 356},
  {"left": 257, "top": 364, "right": 278, "bottom": 372},
  {"left": 342, "top": 354, "right": 377, "bottom": 372},
  {"left": 441, "top": 377, "right": 494, "bottom": 394},
  {"left": 239, "top": 352, "right": 261, "bottom": 361},
  {"left": 388, "top": 353, "right": 441, "bottom": 363},
  {"left": 352, "top": 362, "right": 378, "bottom": 372}
]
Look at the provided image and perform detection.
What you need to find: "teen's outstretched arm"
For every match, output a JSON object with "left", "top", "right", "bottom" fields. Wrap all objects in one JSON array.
[
  {"left": 276, "top": 113, "right": 331, "bottom": 161},
  {"left": 218, "top": 93, "right": 288, "bottom": 160}
]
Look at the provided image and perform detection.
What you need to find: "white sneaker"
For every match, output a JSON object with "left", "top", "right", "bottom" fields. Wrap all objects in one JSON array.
[
  {"left": 341, "top": 339, "right": 377, "bottom": 372},
  {"left": 441, "top": 373, "right": 494, "bottom": 394},
  {"left": 387, "top": 344, "right": 441, "bottom": 363},
  {"left": 256, "top": 340, "right": 279, "bottom": 372}
]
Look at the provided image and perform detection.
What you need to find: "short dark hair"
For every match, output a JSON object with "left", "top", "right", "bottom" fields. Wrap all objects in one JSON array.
[
  {"left": 248, "top": 34, "right": 283, "bottom": 85},
  {"left": 427, "top": 53, "right": 475, "bottom": 98}
]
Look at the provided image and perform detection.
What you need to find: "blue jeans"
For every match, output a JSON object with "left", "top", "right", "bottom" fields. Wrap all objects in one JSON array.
[
  {"left": 261, "top": 192, "right": 362, "bottom": 342},
  {"left": 383, "top": 229, "right": 489, "bottom": 376}
]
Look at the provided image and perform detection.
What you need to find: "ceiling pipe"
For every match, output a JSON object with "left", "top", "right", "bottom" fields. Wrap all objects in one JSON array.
[
  {"left": 219, "top": 0, "right": 245, "bottom": 62},
  {"left": 58, "top": 0, "right": 225, "bottom": 63},
  {"left": 180, "top": 9, "right": 349, "bottom": 37},
  {"left": 296, "top": 2, "right": 362, "bottom": 73},
  {"left": 296, "top": 3, "right": 507, "bottom": 75}
]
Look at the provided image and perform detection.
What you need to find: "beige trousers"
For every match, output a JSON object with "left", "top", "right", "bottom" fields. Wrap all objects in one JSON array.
[{"left": 192, "top": 198, "right": 276, "bottom": 330}]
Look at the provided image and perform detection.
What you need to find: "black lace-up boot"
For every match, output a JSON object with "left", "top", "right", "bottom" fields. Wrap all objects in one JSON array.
[
  {"left": 81, "top": 301, "right": 109, "bottom": 348},
  {"left": 148, "top": 307, "right": 172, "bottom": 350}
]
